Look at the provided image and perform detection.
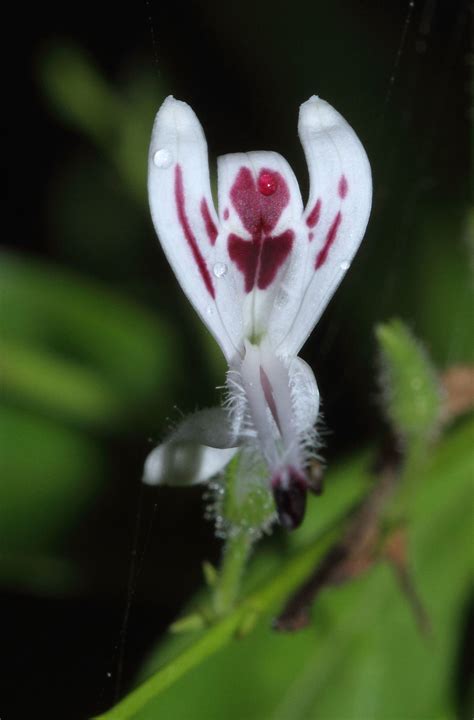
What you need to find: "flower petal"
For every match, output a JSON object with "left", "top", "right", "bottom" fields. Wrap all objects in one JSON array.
[
  {"left": 232, "top": 342, "right": 320, "bottom": 531},
  {"left": 143, "top": 444, "right": 237, "bottom": 487},
  {"left": 217, "top": 152, "right": 303, "bottom": 346},
  {"left": 270, "top": 96, "right": 372, "bottom": 355},
  {"left": 231, "top": 341, "right": 318, "bottom": 476},
  {"left": 148, "top": 97, "right": 240, "bottom": 361},
  {"left": 288, "top": 356, "right": 320, "bottom": 435},
  {"left": 143, "top": 407, "right": 238, "bottom": 486}
]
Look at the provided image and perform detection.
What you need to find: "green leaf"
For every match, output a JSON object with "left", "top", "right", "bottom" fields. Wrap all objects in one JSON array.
[
  {"left": 0, "top": 252, "right": 175, "bottom": 428},
  {"left": 40, "top": 44, "right": 124, "bottom": 150},
  {"left": 39, "top": 43, "right": 166, "bottom": 203},
  {"left": 2, "top": 339, "right": 122, "bottom": 427},
  {"left": 0, "top": 405, "right": 103, "bottom": 593},
  {"left": 376, "top": 319, "right": 442, "bottom": 443}
]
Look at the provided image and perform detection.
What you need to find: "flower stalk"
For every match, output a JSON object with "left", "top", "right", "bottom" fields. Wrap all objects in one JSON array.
[
  {"left": 210, "top": 449, "right": 275, "bottom": 615},
  {"left": 213, "top": 528, "right": 254, "bottom": 617}
]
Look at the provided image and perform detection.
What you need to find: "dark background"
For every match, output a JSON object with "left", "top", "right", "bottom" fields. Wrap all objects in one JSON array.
[{"left": 3, "top": 0, "right": 470, "bottom": 717}]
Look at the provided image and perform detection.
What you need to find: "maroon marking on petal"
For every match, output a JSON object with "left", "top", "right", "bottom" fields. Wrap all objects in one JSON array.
[
  {"left": 230, "top": 166, "right": 290, "bottom": 235},
  {"left": 308, "top": 231, "right": 314, "bottom": 242},
  {"left": 306, "top": 198, "right": 321, "bottom": 228},
  {"left": 338, "top": 174, "right": 348, "bottom": 199},
  {"left": 228, "top": 233, "right": 259, "bottom": 293},
  {"left": 227, "top": 166, "right": 293, "bottom": 292},
  {"left": 175, "top": 165, "right": 215, "bottom": 298},
  {"left": 258, "top": 230, "right": 294, "bottom": 290},
  {"left": 200, "top": 198, "right": 218, "bottom": 245},
  {"left": 258, "top": 169, "right": 279, "bottom": 196},
  {"left": 223, "top": 208, "right": 229, "bottom": 220},
  {"left": 315, "top": 211, "right": 342, "bottom": 270},
  {"left": 230, "top": 167, "right": 260, "bottom": 235}
]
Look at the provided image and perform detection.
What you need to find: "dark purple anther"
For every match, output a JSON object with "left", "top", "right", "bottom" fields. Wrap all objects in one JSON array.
[{"left": 272, "top": 468, "right": 308, "bottom": 530}]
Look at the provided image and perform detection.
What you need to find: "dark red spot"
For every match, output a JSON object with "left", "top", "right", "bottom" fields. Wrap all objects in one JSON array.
[
  {"left": 308, "top": 231, "right": 314, "bottom": 241},
  {"left": 315, "top": 212, "right": 342, "bottom": 270},
  {"left": 306, "top": 198, "right": 321, "bottom": 228},
  {"left": 227, "top": 166, "right": 293, "bottom": 292},
  {"left": 175, "top": 165, "right": 215, "bottom": 298},
  {"left": 258, "top": 170, "right": 278, "bottom": 196},
  {"left": 223, "top": 208, "right": 229, "bottom": 220},
  {"left": 338, "top": 174, "right": 348, "bottom": 199},
  {"left": 200, "top": 198, "right": 218, "bottom": 245}
]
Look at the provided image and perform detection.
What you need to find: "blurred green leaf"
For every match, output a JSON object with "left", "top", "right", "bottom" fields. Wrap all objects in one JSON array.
[
  {"left": 0, "top": 405, "right": 103, "bottom": 593},
  {"left": 48, "top": 155, "right": 147, "bottom": 282},
  {"left": 40, "top": 44, "right": 124, "bottom": 150},
  {"left": 118, "top": 69, "right": 165, "bottom": 202},
  {"left": 376, "top": 319, "right": 442, "bottom": 443},
  {"left": 0, "top": 252, "right": 176, "bottom": 428},
  {"left": 39, "top": 43, "right": 165, "bottom": 203},
  {"left": 2, "top": 339, "right": 122, "bottom": 426}
]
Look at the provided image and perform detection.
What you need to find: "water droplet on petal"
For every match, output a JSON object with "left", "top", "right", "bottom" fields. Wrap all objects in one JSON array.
[
  {"left": 258, "top": 170, "right": 278, "bottom": 196},
  {"left": 153, "top": 148, "right": 173, "bottom": 169},
  {"left": 340, "top": 259, "right": 351, "bottom": 271},
  {"left": 213, "top": 262, "right": 227, "bottom": 278},
  {"left": 206, "top": 305, "right": 214, "bottom": 317}
]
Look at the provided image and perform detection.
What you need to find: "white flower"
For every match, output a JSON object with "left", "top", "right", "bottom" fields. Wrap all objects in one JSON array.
[{"left": 144, "top": 95, "right": 372, "bottom": 529}]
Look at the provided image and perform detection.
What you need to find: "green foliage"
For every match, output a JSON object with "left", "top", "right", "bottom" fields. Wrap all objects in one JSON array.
[
  {"left": 0, "top": 252, "right": 175, "bottom": 428},
  {"left": 0, "top": 251, "right": 177, "bottom": 593},
  {"left": 40, "top": 44, "right": 163, "bottom": 203},
  {"left": 95, "top": 416, "right": 473, "bottom": 720},
  {"left": 0, "top": 405, "right": 103, "bottom": 593},
  {"left": 41, "top": 45, "right": 123, "bottom": 148},
  {"left": 376, "top": 319, "right": 443, "bottom": 444},
  {"left": 0, "top": 406, "right": 102, "bottom": 550}
]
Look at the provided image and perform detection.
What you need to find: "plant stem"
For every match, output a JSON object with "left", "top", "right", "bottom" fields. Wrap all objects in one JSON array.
[
  {"left": 391, "top": 438, "right": 428, "bottom": 519},
  {"left": 213, "top": 529, "right": 253, "bottom": 617}
]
